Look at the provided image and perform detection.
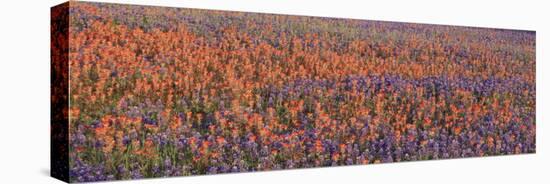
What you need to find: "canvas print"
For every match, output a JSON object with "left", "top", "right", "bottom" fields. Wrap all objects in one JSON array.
[{"left": 51, "top": 1, "right": 536, "bottom": 183}]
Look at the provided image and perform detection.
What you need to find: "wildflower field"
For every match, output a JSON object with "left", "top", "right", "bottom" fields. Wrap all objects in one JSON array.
[{"left": 52, "top": 1, "right": 535, "bottom": 182}]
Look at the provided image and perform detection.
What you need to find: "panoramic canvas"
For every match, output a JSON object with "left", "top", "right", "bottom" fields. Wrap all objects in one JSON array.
[{"left": 51, "top": 1, "right": 536, "bottom": 183}]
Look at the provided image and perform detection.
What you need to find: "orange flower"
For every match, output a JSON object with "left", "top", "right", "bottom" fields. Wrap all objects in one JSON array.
[
  {"left": 216, "top": 136, "right": 226, "bottom": 145},
  {"left": 69, "top": 107, "right": 80, "bottom": 118},
  {"left": 102, "top": 136, "right": 115, "bottom": 154},
  {"left": 332, "top": 153, "right": 340, "bottom": 161},
  {"left": 249, "top": 135, "right": 257, "bottom": 142}
]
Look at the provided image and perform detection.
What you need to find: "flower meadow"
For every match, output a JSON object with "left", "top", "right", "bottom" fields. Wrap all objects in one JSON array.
[{"left": 55, "top": 2, "right": 535, "bottom": 182}]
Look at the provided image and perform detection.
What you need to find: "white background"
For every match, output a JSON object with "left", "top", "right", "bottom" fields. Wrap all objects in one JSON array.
[{"left": 0, "top": 0, "right": 547, "bottom": 183}]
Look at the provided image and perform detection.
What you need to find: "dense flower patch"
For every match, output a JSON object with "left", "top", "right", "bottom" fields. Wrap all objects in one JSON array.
[{"left": 64, "top": 2, "right": 535, "bottom": 182}]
